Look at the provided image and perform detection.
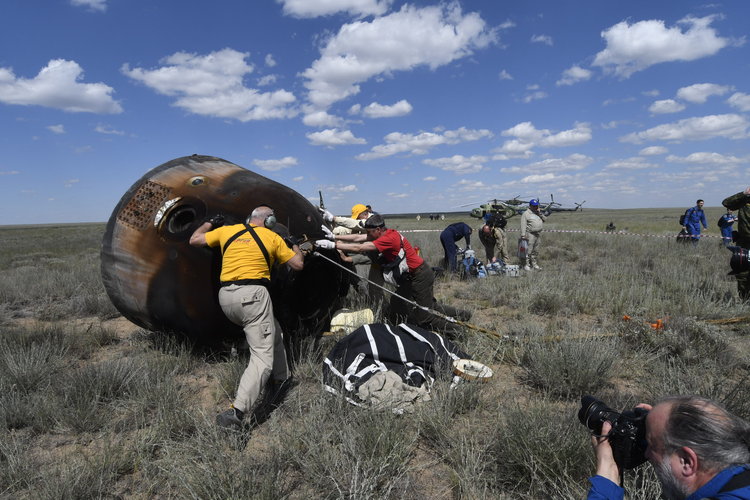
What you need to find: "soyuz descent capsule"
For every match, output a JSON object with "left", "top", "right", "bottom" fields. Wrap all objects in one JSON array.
[{"left": 101, "top": 155, "right": 348, "bottom": 343}]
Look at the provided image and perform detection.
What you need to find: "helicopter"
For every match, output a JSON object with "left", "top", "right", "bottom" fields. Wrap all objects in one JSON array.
[{"left": 466, "top": 195, "right": 585, "bottom": 220}]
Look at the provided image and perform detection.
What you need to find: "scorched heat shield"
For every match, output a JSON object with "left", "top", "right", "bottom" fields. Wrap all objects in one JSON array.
[{"left": 101, "top": 155, "right": 347, "bottom": 343}]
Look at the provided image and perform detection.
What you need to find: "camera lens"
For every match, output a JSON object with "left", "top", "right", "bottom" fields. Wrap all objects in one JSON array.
[{"left": 578, "top": 395, "right": 614, "bottom": 434}]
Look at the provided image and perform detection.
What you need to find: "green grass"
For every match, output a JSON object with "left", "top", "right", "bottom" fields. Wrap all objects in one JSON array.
[{"left": 0, "top": 212, "right": 748, "bottom": 499}]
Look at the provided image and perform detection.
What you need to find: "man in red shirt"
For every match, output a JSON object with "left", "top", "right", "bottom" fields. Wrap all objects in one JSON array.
[{"left": 326, "top": 213, "right": 470, "bottom": 332}]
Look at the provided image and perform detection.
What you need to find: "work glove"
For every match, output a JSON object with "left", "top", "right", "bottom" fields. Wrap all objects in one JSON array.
[
  {"left": 318, "top": 208, "right": 335, "bottom": 223},
  {"left": 321, "top": 224, "right": 335, "bottom": 241},
  {"left": 315, "top": 239, "right": 335, "bottom": 250},
  {"left": 206, "top": 214, "right": 225, "bottom": 228}
]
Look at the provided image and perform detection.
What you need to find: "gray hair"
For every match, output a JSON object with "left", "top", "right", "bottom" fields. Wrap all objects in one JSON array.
[
  {"left": 247, "top": 206, "right": 273, "bottom": 224},
  {"left": 660, "top": 395, "right": 750, "bottom": 472}
]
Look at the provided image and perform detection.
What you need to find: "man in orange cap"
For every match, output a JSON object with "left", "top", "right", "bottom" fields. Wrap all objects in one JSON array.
[{"left": 319, "top": 203, "right": 372, "bottom": 236}]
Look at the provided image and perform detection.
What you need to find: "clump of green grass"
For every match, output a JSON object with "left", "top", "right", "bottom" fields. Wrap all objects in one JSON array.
[
  {"left": 518, "top": 325, "right": 620, "bottom": 398},
  {"left": 277, "top": 392, "right": 417, "bottom": 498}
]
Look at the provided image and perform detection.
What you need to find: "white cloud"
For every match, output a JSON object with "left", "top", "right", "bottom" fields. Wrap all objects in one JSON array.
[
  {"left": 356, "top": 126, "right": 492, "bottom": 160},
  {"left": 71, "top": 0, "right": 106, "bottom": 12},
  {"left": 307, "top": 128, "right": 367, "bottom": 147},
  {"left": 603, "top": 157, "right": 658, "bottom": 170},
  {"left": 423, "top": 176, "right": 437, "bottom": 181},
  {"left": 522, "top": 91, "right": 548, "bottom": 103},
  {"left": 456, "top": 179, "right": 487, "bottom": 191},
  {"left": 122, "top": 48, "right": 297, "bottom": 121},
  {"left": 676, "top": 83, "right": 732, "bottom": 103},
  {"left": 47, "top": 124, "right": 65, "bottom": 134},
  {"left": 592, "top": 15, "right": 730, "bottom": 78},
  {"left": 0, "top": 59, "right": 122, "bottom": 113},
  {"left": 520, "top": 173, "right": 557, "bottom": 183},
  {"left": 500, "top": 154, "right": 592, "bottom": 175},
  {"left": 639, "top": 146, "right": 668, "bottom": 156},
  {"left": 620, "top": 114, "right": 749, "bottom": 143},
  {"left": 531, "top": 34, "right": 553, "bottom": 46},
  {"left": 649, "top": 99, "right": 686, "bottom": 114},
  {"left": 642, "top": 89, "right": 660, "bottom": 97},
  {"left": 257, "top": 74, "right": 278, "bottom": 87},
  {"left": 292, "top": 176, "right": 304, "bottom": 182},
  {"left": 302, "top": 3, "right": 496, "bottom": 109},
  {"left": 556, "top": 65, "right": 592, "bottom": 86},
  {"left": 64, "top": 178, "right": 80, "bottom": 188},
  {"left": 727, "top": 92, "right": 750, "bottom": 112},
  {"left": 387, "top": 192, "right": 409, "bottom": 198},
  {"left": 423, "top": 155, "right": 488, "bottom": 174},
  {"left": 277, "top": 0, "right": 394, "bottom": 18},
  {"left": 265, "top": 54, "right": 277, "bottom": 67},
  {"left": 95, "top": 124, "right": 124, "bottom": 135},
  {"left": 498, "top": 69, "right": 513, "bottom": 80},
  {"left": 359, "top": 99, "right": 412, "bottom": 118},
  {"left": 252, "top": 156, "right": 298, "bottom": 171},
  {"left": 302, "top": 110, "right": 342, "bottom": 127},
  {"left": 666, "top": 152, "right": 746, "bottom": 165},
  {"left": 500, "top": 121, "right": 592, "bottom": 151},
  {"left": 0, "top": 171, "right": 20, "bottom": 176}
]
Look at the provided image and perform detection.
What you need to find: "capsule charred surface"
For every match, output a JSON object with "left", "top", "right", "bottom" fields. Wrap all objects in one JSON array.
[{"left": 101, "top": 155, "right": 347, "bottom": 343}]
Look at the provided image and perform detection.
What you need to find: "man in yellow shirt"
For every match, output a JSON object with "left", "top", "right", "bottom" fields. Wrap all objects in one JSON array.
[{"left": 190, "top": 206, "right": 304, "bottom": 429}]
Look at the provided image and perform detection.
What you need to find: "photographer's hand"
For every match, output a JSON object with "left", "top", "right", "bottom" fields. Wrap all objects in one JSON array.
[{"left": 591, "top": 421, "right": 621, "bottom": 486}]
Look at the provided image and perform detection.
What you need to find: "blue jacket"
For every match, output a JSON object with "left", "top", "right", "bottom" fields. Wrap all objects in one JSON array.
[
  {"left": 587, "top": 465, "right": 750, "bottom": 500},
  {"left": 685, "top": 206, "right": 708, "bottom": 228},
  {"left": 441, "top": 222, "right": 472, "bottom": 246}
]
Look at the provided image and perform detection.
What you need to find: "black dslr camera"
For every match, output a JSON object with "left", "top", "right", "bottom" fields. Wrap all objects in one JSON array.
[{"left": 578, "top": 395, "right": 649, "bottom": 470}]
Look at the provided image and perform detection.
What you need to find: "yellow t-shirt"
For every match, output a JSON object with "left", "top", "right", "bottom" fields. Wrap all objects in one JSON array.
[{"left": 205, "top": 224, "right": 296, "bottom": 282}]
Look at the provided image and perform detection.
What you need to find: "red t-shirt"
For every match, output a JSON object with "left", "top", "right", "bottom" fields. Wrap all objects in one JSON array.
[{"left": 372, "top": 228, "right": 424, "bottom": 271}]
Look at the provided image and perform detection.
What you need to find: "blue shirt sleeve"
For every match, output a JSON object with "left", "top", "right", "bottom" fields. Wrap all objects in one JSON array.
[{"left": 587, "top": 476, "right": 624, "bottom": 500}]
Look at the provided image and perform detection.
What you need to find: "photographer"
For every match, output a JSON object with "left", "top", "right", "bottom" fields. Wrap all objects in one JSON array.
[{"left": 587, "top": 396, "right": 750, "bottom": 500}]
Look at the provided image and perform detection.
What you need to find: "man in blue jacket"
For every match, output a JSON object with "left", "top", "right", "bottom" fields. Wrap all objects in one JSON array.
[
  {"left": 682, "top": 199, "right": 708, "bottom": 246},
  {"left": 587, "top": 395, "right": 750, "bottom": 500},
  {"left": 440, "top": 222, "right": 472, "bottom": 272},
  {"left": 719, "top": 210, "right": 738, "bottom": 248}
]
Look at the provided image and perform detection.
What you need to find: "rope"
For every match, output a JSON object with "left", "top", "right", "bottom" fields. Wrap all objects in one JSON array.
[
  {"left": 311, "top": 251, "right": 506, "bottom": 340},
  {"left": 400, "top": 227, "right": 730, "bottom": 240}
]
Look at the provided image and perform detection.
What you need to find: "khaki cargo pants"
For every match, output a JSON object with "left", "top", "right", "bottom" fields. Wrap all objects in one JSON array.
[{"left": 219, "top": 284, "right": 289, "bottom": 413}]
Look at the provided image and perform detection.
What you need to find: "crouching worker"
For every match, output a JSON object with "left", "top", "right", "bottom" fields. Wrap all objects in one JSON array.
[
  {"left": 585, "top": 395, "right": 750, "bottom": 500},
  {"left": 316, "top": 213, "right": 471, "bottom": 334},
  {"left": 190, "top": 206, "right": 304, "bottom": 430}
]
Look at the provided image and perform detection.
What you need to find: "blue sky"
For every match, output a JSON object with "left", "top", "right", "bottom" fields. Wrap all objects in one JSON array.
[{"left": 1, "top": 0, "right": 749, "bottom": 225}]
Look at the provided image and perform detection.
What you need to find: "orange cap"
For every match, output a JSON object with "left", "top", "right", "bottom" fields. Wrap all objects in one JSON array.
[{"left": 351, "top": 204, "right": 368, "bottom": 219}]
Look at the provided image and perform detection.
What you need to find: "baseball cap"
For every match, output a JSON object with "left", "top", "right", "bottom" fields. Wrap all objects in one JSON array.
[{"left": 351, "top": 203, "right": 368, "bottom": 219}]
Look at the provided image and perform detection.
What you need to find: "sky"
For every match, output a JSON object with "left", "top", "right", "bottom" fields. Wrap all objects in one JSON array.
[{"left": 1, "top": 0, "right": 750, "bottom": 225}]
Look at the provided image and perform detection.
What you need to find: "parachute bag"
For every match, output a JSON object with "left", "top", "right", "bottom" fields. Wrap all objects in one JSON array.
[
  {"left": 380, "top": 235, "right": 409, "bottom": 285},
  {"left": 517, "top": 238, "right": 528, "bottom": 260},
  {"left": 679, "top": 209, "right": 690, "bottom": 226}
]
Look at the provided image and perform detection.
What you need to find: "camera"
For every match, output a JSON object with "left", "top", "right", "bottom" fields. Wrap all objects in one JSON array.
[{"left": 578, "top": 395, "right": 649, "bottom": 470}]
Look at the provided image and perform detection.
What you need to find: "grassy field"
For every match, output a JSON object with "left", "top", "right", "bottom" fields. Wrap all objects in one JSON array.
[{"left": 1, "top": 208, "right": 748, "bottom": 499}]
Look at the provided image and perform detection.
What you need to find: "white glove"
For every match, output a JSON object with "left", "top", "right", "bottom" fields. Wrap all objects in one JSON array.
[
  {"left": 321, "top": 224, "right": 335, "bottom": 241},
  {"left": 315, "top": 239, "right": 335, "bottom": 249},
  {"left": 319, "top": 209, "right": 334, "bottom": 223}
]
